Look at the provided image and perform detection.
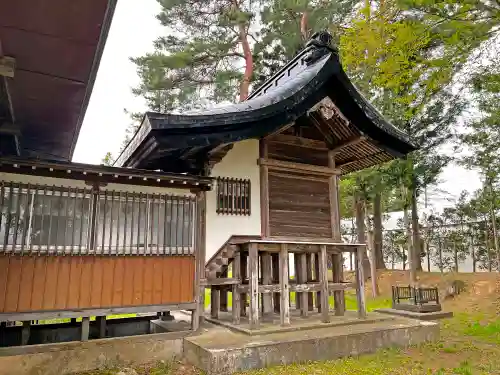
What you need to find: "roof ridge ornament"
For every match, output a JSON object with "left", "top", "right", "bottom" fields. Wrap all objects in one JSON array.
[{"left": 304, "top": 31, "right": 338, "bottom": 65}]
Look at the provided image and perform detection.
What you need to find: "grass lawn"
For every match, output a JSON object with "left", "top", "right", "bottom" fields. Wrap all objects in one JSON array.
[{"left": 73, "top": 272, "right": 500, "bottom": 374}]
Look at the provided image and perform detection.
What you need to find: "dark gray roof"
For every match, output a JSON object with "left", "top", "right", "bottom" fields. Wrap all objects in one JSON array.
[{"left": 115, "top": 32, "right": 416, "bottom": 171}]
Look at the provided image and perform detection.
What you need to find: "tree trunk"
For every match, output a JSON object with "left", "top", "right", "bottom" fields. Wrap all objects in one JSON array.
[
  {"left": 410, "top": 187, "right": 423, "bottom": 271},
  {"left": 354, "top": 193, "right": 371, "bottom": 280},
  {"left": 300, "top": 9, "right": 309, "bottom": 42},
  {"left": 438, "top": 238, "right": 443, "bottom": 273},
  {"left": 471, "top": 233, "right": 476, "bottom": 273},
  {"left": 372, "top": 192, "right": 386, "bottom": 269},
  {"left": 488, "top": 183, "right": 500, "bottom": 272},
  {"left": 403, "top": 206, "right": 416, "bottom": 284},
  {"left": 234, "top": 1, "right": 253, "bottom": 102},
  {"left": 485, "top": 218, "right": 492, "bottom": 272},
  {"left": 364, "top": 206, "right": 379, "bottom": 297},
  {"left": 453, "top": 240, "right": 458, "bottom": 272},
  {"left": 426, "top": 241, "right": 431, "bottom": 272}
]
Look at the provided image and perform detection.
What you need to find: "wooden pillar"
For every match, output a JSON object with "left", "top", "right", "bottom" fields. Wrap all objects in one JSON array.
[
  {"left": 248, "top": 243, "right": 259, "bottom": 328},
  {"left": 192, "top": 190, "right": 207, "bottom": 331},
  {"left": 81, "top": 317, "right": 90, "bottom": 341},
  {"left": 21, "top": 321, "right": 30, "bottom": 345},
  {"left": 279, "top": 243, "right": 290, "bottom": 326},
  {"left": 299, "top": 253, "right": 309, "bottom": 317},
  {"left": 306, "top": 253, "right": 314, "bottom": 311},
  {"left": 272, "top": 253, "right": 280, "bottom": 313},
  {"left": 241, "top": 251, "right": 248, "bottom": 317},
  {"left": 96, "top": 316, "right": 106, "bottom": 338},
  {"left": 332, "top": 253, "right": 345, "bottom": 315},
  {"left": 232, "top": 250, "right": 241, "bottom": 324},
  {"left": 219, "top": 268, "right": 228, "bottom": 312},
  {"left": 314, "top": 253, "right": 321, "bottom": 312},
  {"left": 210, "top": 287, "right": 220, "bottom": 319},
  {"left": 261, "top": 252, "right": 273, "bottom": 314},
  {"left": 355, "top": 245, "right": 367, "bottom": 318},
  {"left": 294, "top": 253, "right": 301, "bottom": 311},
  {"left": 328, "top": 151, "right": 344, "bottom": 316},
  {"left": 319, "top": 245, "right": 330, "bottom": 323},
  {"left": 259, "top": 139, "right": 270, "bottom": 238}
]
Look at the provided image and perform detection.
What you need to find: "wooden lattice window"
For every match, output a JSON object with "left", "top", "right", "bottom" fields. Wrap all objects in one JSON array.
[{"left": 216, "top": 177, "right": 251, "bottom": 215}]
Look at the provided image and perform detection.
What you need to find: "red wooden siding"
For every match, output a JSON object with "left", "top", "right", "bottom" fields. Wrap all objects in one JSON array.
[{"left": 0, "top": 255, "right": 195, "bottom": 313}]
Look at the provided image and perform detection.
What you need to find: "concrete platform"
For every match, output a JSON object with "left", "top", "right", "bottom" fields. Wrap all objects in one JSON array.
[
  {"left": 206, "top": 310, "right": 394, "bottom": 336},
  {"left": 375, "top": 308, "right": 453, "bottom": 321},
  {"left": 184, "top": 313, "right": 439, "bottom": 375}
]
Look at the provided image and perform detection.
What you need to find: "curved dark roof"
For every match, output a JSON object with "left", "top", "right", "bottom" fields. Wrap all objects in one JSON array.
[{"left": 116, "top": 32, "right": 416, "bottom": 172}]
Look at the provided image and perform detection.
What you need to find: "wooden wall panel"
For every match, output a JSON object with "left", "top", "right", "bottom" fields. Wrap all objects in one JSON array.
[
  {"left": 269, "top": 172, "right": 332, "bottom": 238},
  {"left": 0, "top": 255, "right": 195, "bottom": 313},
  {"left": 268, "top": 141, "right": 329, "bottom": 167}
]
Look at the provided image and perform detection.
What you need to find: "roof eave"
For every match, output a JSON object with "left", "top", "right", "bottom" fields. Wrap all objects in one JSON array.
[{"left": 68, "top": 0, "right": 118, "bottom": 160}]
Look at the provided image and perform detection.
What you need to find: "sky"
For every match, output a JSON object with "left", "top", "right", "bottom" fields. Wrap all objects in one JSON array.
[{"left": 72, "top": 0, "right": 482, "bottom": 211}]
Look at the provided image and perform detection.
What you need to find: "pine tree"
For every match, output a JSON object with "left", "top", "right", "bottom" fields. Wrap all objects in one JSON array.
[{"left": 132, "top": 0, "right": 261, "bottom": 112}]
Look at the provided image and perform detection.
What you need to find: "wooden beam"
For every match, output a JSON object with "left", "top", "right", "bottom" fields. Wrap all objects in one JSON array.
[
  {"left": 261, "top": 253, "right": 273, "bottom": 314},
  {"left": 272, "top": 253, "right": 280, "bottom": 313},
  {"left": 258, "top": 158, "right": 341, "bottom": 176},
  {"left": 248, "top": 243, "right": 259, "bottom": 329},
  {"left": 265, "top": 122, "right": 295, "bottom": 138},
  {"left": 192, "top": 190, "right": 207, "bottom": 331},
  {"left": 201, "top": 278, "right": 242, "bottom": 286},
  {"left": 309, "top": 113, "right": 336, "bottom": 147},
  {"left": 319, "top": 245, "right": 330, "bottom": 323},
  {"left": 238, "top": 282, "right": 356, "bottom": 294},
  {"left": 0, "top": 56, "right": 15, "bottom": 78},
  {"left": 279, "top": 243, "right": 290, "bottom": 326},
  {"left": 330, "top": 136, "right": 366, "bottom": 153},
  {"left": 96, "top": 316, "right": 106, "bottom": 338},
  {"left": 259, "top": 139, "right": 270, "bottom": 237},
  {"left": 266, "top": 134, "right": 328, "bottom": 150},
  {"left": 232, "top": 251, "right": 241, "bottom": 324}
]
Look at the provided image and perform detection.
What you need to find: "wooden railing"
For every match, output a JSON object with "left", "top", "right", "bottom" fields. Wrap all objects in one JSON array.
[{"left": 0, "top": 182, "right": 196, "bottom": 255}]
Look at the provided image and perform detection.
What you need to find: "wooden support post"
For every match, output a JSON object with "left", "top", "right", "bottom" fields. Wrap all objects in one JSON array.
[
  {"left": 319, "top": 245, "right": 330, "bottom": 323},
  {"left": 241, "top": 251, "right": 248, "bottom": 317},
  {"left": 314, "top": 253, "right": 321, "bottom": 312},
  {"left": 306, "top": 253, "right": 314, "bottom": 311},
  {"left": 299, "top": 253, "right": 309, "bottom": 317},
  {"left": 21, "top": 321, "right": 30, "bottom": 345},
  {"left": 210, "top": 287, "right": 220, "bottom": 319},
  {"left": 232, "top": 250, "right": 241, "bottom": 324},
  {"left": 261, "top": 252, "right": 273, "bottom": 314},
  {"left": 272, "top": 253, "right": 280, "bottom": 313},
  {"left": 332, "top": 253, "right": 345, "bottom": 316},
  {"left": 192, "top": 190, "right": 207, "bottom": 331},
  {"left": 260, "top": 139, "right": 270, "bottom": 237},
  {"left": 96, "top": 316, "right": 106, "bottom": 338},
  {"left": 329, "top": 151, "right": 345, "bottom": 316},
  {"left": 248, "top": 243, "right": 259, "bottom": 328},
  {"left": 355, "top": 245, "right": 367, "bottom": 318},
  {"left": 295, "top": 254, "right": 301, "bottom": 311},
  {"left": 279, "top": 243, "right": 290, "bottom": 326},
  {"left": 81, "top": 317, "right": 90, "bottom": 342},
  {"left": 219, "top": 269, "right": 228, "bottom": 312}
]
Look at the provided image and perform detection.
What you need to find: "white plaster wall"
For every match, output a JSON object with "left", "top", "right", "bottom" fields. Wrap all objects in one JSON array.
[{"left": 205, "top": 139, "right": 261, "bottom": 260}]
